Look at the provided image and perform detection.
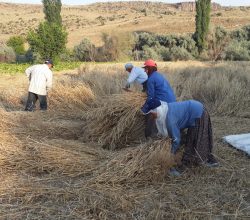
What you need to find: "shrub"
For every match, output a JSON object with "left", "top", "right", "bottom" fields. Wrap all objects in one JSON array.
[
  {"left": 159, "top": 47, "right": 171, "bottom": 61},
  {"left": 155, "top": 34, "right": 177, "bottom": 47},
  {"left": 230, "top": 28, "right": 248, "bottom": 42},
  {"left": 224, "top": 41, "right": 250, "bottom": 61},
  {"left": 24, "top": 49, "right": 42, "bottom": 63},
  {"left": 134, "top": 32, "right": 198, "bottom": 61},
  {"left": 96, "top": 33, "right": 135, "bottom": 62},
  {"left": 242, "top": 25, "right": 250, "bottom": 41},
  {"left": 0, "top": 44, "right": 16, "bottom": 63},
  {"left": 134, "top": 32, "right": 157, "bottom": 50},
  {"left": 6, "top": 36, "right": 25, "bottom": 55},
  {"left": 142, "top": 45, "right": 162, "bottom": 60},
  {"left": 59, "top": 49, "right": 76, "bottom": 62},
  {"left": 74, "top": 39, "right": 95, "bottom": 62},
  {"left": 16, "top": 55, "right": 27, "bottom": 63},
  {"left": 168, "top": 47, "right": 193, "bottom": 61},
  {"left": 207, "top": 26, "right": 230, "bottom": 61}
]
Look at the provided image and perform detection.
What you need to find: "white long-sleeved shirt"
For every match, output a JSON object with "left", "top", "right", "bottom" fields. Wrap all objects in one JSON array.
[
  {"left": 127, "top": 66, "right": 148, "bottom": 85},
  {"left": 25, "top": 64, "right": 53, "bottom": 96}
]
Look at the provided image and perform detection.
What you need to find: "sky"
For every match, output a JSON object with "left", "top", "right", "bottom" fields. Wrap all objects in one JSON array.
[{"left": 0, "top": 0, "right": 250, "bottom": 7}]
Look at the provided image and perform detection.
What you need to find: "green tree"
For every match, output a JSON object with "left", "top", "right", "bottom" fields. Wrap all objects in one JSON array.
[
  {"left": 27, "top": 0, "right": 67, "bottom": 61},
  {"left": 6, "top": 36, "right": 25, "bottom": 55},
  {"left": 194, "top": 0, "right": 211, "bottom": 53},
  {"left": 27, "top": 22, "right": 67, "bottom": 61},
  {"left": 42, "top": 0, "right": 62, "bottom": 24}
]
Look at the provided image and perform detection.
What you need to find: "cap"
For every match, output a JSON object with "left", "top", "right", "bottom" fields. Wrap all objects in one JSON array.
[
  {"left": 44, "top": 59, "right": 53, "bottom": 67},
  {"left": 141, "top": 98, "right": 161, "bottom": 114},
  {"left": 125, "top": 63, "right": 133, "bottom": 70},
  {"left": 142, "top": 59, "right": 157, "bottom": 68}
]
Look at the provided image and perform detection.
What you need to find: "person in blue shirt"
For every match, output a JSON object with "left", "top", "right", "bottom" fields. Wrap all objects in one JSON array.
[
  {"left": 141, "top": 98, "right": 219, "bottom": 176},
  {"left": 142, "top": 59, "right": 176, "bottom": 138}
]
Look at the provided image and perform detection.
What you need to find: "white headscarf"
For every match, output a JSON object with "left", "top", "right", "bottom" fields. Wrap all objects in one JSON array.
[{"left": 151, "top": 101, "right": 168, "bottom": 138}]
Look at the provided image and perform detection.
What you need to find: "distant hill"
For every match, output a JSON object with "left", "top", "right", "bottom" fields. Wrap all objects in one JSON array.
[{"left": 0, "top": 1, "right": 249, "bottom": 48}]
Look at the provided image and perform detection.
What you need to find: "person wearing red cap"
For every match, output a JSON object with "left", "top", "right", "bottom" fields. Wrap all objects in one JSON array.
[{"left": 142, "top": 59, "right": 176, "bottom": 138}]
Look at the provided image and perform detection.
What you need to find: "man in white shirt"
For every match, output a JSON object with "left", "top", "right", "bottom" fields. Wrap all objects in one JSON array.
[
  {"left": 124, "top": 63, "right": 148, "bottom": 92},
  {"left": 25, "top": 59, "right": 53, "bottom": 111}
]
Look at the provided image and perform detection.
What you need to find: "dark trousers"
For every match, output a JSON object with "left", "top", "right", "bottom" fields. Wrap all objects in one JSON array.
[
  {"left": 25, "top": 92, "right": 47, "bottom": 111},
  {"left": 145, "top": 113, "right": 158, "bottom": 139},
  {"left": 182, "top": 108, "right": 216, "bottom": 165},
  {"left": 142, "top": 81, "right": 147, "bottom": 93}
]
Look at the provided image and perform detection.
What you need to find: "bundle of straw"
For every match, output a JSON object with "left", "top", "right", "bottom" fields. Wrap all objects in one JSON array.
[
  {"left": 83, "top": 92, "right": 147, "bottom": 149},
  {"left": 92, "top": 139, "right": 179, "bottom": 185},
  {"left": 49, "top": 80, "right": 94, "bottom": 118}
]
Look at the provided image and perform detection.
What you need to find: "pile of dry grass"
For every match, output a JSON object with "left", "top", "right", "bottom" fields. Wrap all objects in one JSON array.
[
  {"left": 76, "top": 63, "right": 126, "bottom": 96},
  {"left": 82, "top": 92, "right": 146, "bottom": 149},
  {"left": 49, "top": 79, "right": 94, "bottom": 118},
  {"left": 0, "top": 87, "right": 26, "bottom": 111},
  {"left": 93, "top": 139, "right": 180, "bottom": 185}
]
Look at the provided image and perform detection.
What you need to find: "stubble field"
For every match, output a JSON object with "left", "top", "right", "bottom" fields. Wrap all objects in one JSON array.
[{"left": 0, "top": 61, "right": 249, "bottom": 219}]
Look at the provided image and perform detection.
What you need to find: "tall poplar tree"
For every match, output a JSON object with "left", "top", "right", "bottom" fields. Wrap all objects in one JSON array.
[
  {"left": 27, "top": 0, "right": 67, "bottom": 61},
  {"left": 42, "top": 0, "right": 62, "bottom": 25},
  {"left": 194, "top": 0, "right": 211, "bottom": 53}
]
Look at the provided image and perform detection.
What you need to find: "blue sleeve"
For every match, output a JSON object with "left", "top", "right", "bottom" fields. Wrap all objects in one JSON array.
[
  {"left": 168, "top": 122, "right": 181, "bottom": 154},
  {"left": 146, "top": 79, "right": 155, "bottom": 102}
]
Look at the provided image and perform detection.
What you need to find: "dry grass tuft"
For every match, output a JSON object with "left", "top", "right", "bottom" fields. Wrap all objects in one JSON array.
[
  {"left": 169, "top": 62, "right": 250, "bottom": 117},
  {"left": 0, "top": 87, "right": 27, "bottom": 111},
  {"left": 49, "top": 79, "right": 94, "bottom": 118},
  {"left": 93, "top": 139, "right": 180, "bottom": 185},
  {"left": 82, "top": 92, "right": 146, "bottom": 149}
]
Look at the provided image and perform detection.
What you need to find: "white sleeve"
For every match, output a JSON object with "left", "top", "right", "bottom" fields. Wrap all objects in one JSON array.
[
  {"left": 25, "top": 66, "right": 35, "bottom": 80},
  {"left": 127, "top": 69, "right": 138, "bottom": 84},
  {"left": 46, "top": 70, "right": 53, "bottom": 91}
]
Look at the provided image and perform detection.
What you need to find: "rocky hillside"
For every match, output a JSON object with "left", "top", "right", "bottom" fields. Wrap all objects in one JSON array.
[{"left": 0, "top": 1, "right": 249, "bottom": 47}]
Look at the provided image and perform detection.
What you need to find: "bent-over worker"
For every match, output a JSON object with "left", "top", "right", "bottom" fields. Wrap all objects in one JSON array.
[
  {"left": 142, "top": 59, "right": 176, "bottom": 138},
  {"left": 141, "top": 98, "right": 219, "bottom": 176},
  {"left": 124, "top": 63, "right": 148, "bottom": 92}
]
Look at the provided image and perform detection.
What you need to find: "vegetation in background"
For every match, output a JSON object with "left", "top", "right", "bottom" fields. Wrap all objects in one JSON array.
[
  {"left": 74, "top": 33, "right": 135, "bottom": 62},
  {"left": 74, "top": 38, "right": 96, "bottom": 62},
  {"left": 206, "top": 26, "right": 229, "bottom": 61},
  {"left": 194, "top": 0, "right": 211, "bottom": 54},
  {"left": 0, "top": 62, "right": 81, "bottom": 75},
  {"left": 0, "top": 44, "right": 16, "bottom": 63},
  {"left": 71, "top": 24, "right": 250, "bottom": 62},
  {"left": 27, "top": 0, "right": 67, "bottom": 62},
  {"left": 42, "top": 0, "right": 62, "bottom": 25},
  {"left": 27, "top": 22, "right": 67, "bottom": 62},
  {"left": 6, "top": 36, "right": 25, "bottom": 55}
]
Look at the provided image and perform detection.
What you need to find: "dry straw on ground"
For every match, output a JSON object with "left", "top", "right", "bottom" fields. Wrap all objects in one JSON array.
[
  {"left": 92, "top": 139, "right": 181, "bottom": 185},
  {"left": 49, "top": 79, "right": 94, "bottom": 118},
  {"left": 83, "top": 92, "right": 146, "bottom": 149},
  {"left": 0, "top": 62, "right": 249, "bottom": 219}
]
